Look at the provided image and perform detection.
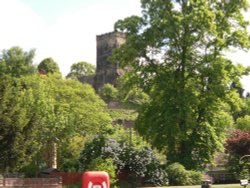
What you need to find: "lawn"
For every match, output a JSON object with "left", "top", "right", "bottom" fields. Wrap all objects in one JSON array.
[
  {"left": 63, "top": 183, "right": 242, "bottom": 188},
  {"left": 141, "top": 184, "right": 241, "bottom": 188}
]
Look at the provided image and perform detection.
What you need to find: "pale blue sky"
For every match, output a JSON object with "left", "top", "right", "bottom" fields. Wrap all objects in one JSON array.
[
  {"left": 21, "top": 0, "right": 132, "bottom": 25},
  {"left": 0, "top": 0, "right": 141, "bottom": 75},
  {"left": 21, "top": 0, "right": 86, "bottom": 25}
]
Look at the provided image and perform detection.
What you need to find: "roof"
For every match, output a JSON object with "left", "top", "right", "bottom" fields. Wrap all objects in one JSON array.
[{"left": 41, "top": 168, "right": 59, "bottom": 174}]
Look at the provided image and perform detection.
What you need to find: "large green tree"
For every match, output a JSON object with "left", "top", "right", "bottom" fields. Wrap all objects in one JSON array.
[
  {"left": 38, "top": 57, "right": 60, "bottom": 75},
  {"left": 66, "top": 61, "right": 95, "bottom": 79},
  {"left": 0, "top": 46, "right": 36, "bottom": 78},
  {"left": 0, "top": 76, "right": 41, "bottom": 172},
  {"left": 0, "top": 74, "right": 112, "bottom": 172},
  {"left": 26, "top": 75, "right": 112, "bottom": 169},
  {"left": 113, "top": 0, "right": 250, "bottom": 170}
]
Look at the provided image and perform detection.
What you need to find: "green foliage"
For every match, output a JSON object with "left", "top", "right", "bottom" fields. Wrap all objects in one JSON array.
[
  {"left": 38, "top": 75, "right": 111, "bottom": 140},
  {"left": 0, "top": 46, "right": 36, "bottom": 78},
  {"left": 108, "top": 109, "right": 137, "bottom": 121},
  {"left": 233, "top": 93, "right": 250, "bottom": 119},
  {"left": 187, "top": 170, "right": 203, "bottom": 185},
  {"left": 99, "top": 84, "right": 118, "bottom": 103},
  {"left": 166, "top": 163, "right": 202, "bottom": 186},
  {"left": 124, "top": 147, "right": 168, "bottom": 186},
  {"left": 79, "top": 136, "right": 104, "bottom": 171},
  {"left": 38, "top": 57, "right": 60, "bottom": 75},
  {"left": 108, "top": 126, "right": 150, "bottom": 150},
  {"left": 122, "top": 87, "right": 149, "bottom": 106},
  {"left": 117, "top": 75, "right": 150, "bottom": 106},
  {"left": 112, "top": 0, "right": 249, "bottom": 170},
  {"left": 34, "top": 76, "right": 111, "bottom": 169},
  {"left": 58, "top": 135, "right": 86, "bottom": 172},
  {"left": 166, "top": 163, "right": 189, "bottom": 186},
  {"left": 62, "top": 183, "right": 81, "bottom": 188},
  {"left": 87, "top": 157, "right": 117, "bottom": 185},
  {"left": 239, "top": 162, "right": 250, "bottom": 180},
  {"left": 236, "top": 115, "right": 250, "bottom": 132},
  {"left": 0, "top": 72, "right": 112, "bottom": 172},
  {"left": 66, "top": 61, "right": 95, "bottom": 79},
  {"left": 0, "top": 76, "right": 41, "bottom": 172},
  {"left": 22, "top": 163, "right": 39, "bottom": 178},
  {"left": 79, "top": 132, "right": 168, "bottom": 186},
  {"left": 225, "top": 129, "right": 250, "bottom": 179}
]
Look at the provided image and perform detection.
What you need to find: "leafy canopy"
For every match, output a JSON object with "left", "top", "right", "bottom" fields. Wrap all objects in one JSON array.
[
  {"left": 66, "top": 61, "right": 95, "bottom": 79},
  {"left": 113, "top": 0, "right": 250, "bottom": 170},
  {"left": 0, "top": 73, "right": 112, "bottom": 172},
  {"left": 38, "top": 57, "right": 61, "bottom": 75},
  {"left": 0, "top": 46, "right": 36, "bottom": 78}
]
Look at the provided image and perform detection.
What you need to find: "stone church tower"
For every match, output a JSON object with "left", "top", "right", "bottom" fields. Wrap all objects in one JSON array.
[
  {"left": 94, "top": 32, "right": 126, "bottom": 89},
  {"left": 78, "top": 31, "right": 125, "bottom": 89}
]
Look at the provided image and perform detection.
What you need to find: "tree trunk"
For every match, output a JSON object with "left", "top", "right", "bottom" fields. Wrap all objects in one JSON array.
[{"left": 51, "top": 142, "right": 57, "bottom": 169}]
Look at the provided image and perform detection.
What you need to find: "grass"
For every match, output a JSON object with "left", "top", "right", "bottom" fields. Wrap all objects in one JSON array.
[
  {"left": 141, "top": 185, "right": 241, "bottom": 188},
  {"left": 108, "top": 108, "right": 138, "bottom": 121},
  {"left": 62, "top": 184, "right": 242, "bottom": 188}
]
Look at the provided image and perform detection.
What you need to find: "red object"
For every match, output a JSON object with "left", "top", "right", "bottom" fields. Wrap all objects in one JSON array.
[{"left": 82, "top": 171, "right": 109, "bottom": 188}]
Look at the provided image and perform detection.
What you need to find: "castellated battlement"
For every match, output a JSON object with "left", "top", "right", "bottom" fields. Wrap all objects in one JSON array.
[
  {"left": 96, "top": 31, "right": 126, "bottom": 40},
  {"left": 96, "top": 32, "right": 126, "bottom": 57}
]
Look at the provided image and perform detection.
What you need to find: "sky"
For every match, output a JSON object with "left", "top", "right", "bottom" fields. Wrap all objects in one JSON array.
[
  {"left": 0, "top": 0, "right": 250, "bottom": 92},
  {"left": 0, "top": 0, "right": 141, "bottom": 76}
]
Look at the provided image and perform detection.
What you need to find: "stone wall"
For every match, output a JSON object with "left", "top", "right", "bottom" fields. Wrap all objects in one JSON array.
[{"left": 0, "top": 178, "right": 62, "bottom": 188}]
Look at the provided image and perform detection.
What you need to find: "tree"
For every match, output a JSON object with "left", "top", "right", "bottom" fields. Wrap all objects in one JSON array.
[
  {"left": 235, "top": 92, "right": 250, "bottom": 116},
  {"left": 98, "top": 84, "right": 118, "bottom": 103},
  {"left": 225, "top": 129, "right": 250, "bottom": 178},
  {"left": 57, "top": 135, "right": 86, "bottom": 172},
  {"left": 0, "top": 76, "right": 41, "bottom": 172},
  {"left": 0, "top": 46, "right": 36, "bottom": 78},
  {"left": 236, "top": 115, "right": 250, "bottom": 132},
  {"left": 225, "top": 130, "right": 250, "bottom": 157},
  {"left": 66, "top": 61, "right": 95, "bottom": 79},
  {"left": 33, "top": 75, "right": 112, "bottom": 169},
  {"left": 113, "top": 0, "right": 250, "bottom": 170},
  {"left": 0, "top": 73, "right": 112, "bottom": 172},
  {"left": 38, "top": 57, "right": 60, "bottom": 75}
]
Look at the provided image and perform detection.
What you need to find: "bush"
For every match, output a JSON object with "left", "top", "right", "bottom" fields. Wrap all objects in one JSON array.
[
  {"left": 166, "top": 163, "right": 189, "bottom": 185},
  {"left": 166, "top": 163, "right": 202, "bottom": 185},
  {"left": 124, "top": 88, "right": 149, "bottom": 106},
  {"left": 187, "top": 170, "right": 203, "bottom": 185},
  {"left": 79, "top": 135, "right": 168, "bottom": 186},
  {"left": 98, "top": 84, "right": 118, "bottom": 102},
  {"left": 87, "top": 157, "right": 118, "bottom": 185},
  {"left": 79, "top": 137, "right": 122, "bottom": 171},
  {"left": 123, "top": 147, "right": 168, "bottom": 186}
]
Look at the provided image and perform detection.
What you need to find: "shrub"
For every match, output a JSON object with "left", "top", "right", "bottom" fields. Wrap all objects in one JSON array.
[
  {"left": 225, "top": 129, "right": 250, "bottom": 179},
  {"left": 166, "top": 163, "right": 202, "bottom": 185},
  {"left": 79, "top": 136, "right": 104, "bottom": 171},
  {"left": 79, "top": 135, "right": 168, "bottom": 186},
  {"left": 87, "top": 157, "right": 118, "bottom": 185},
  {"left": 98, "top": 84, "right": 118, "bottom": 102},
  {"left": 123, "top": 147, "right": 168, "bottom": 186},
  {"left": 122, "top": 88, "right": 149, "bottom": 106},
  {"left": 187, "top": 170, "right": 203, "bottom": 185},
  {"left": 166, "top": 163, "right": 189, "bottom": 185}
]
